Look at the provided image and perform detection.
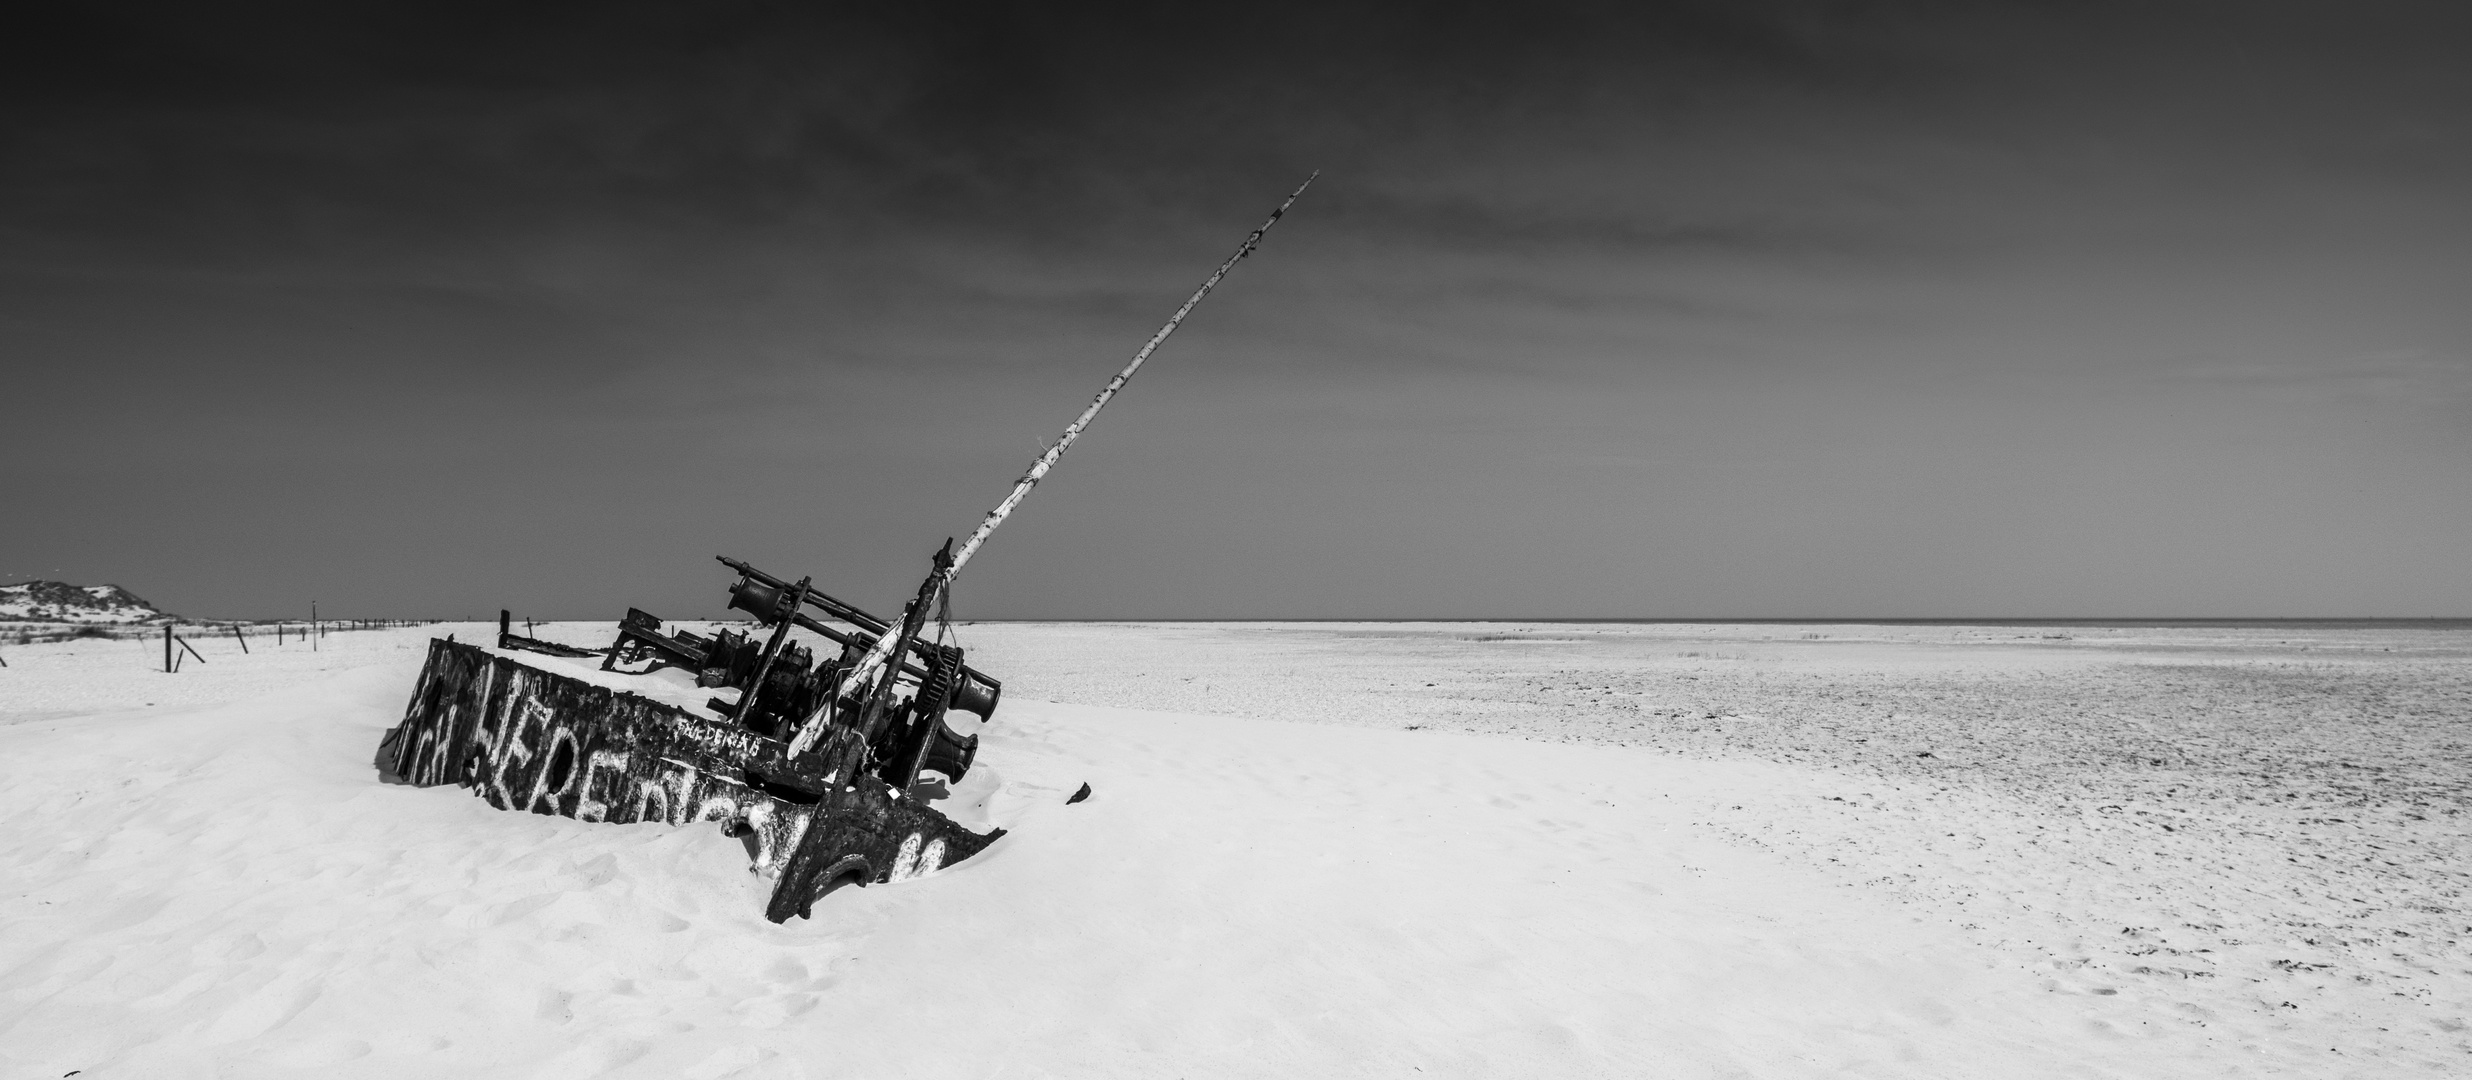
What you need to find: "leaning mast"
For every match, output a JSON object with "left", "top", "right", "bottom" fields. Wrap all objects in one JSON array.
[{"left": 790, "top": 173, "right": 1317, "bottom": 756}]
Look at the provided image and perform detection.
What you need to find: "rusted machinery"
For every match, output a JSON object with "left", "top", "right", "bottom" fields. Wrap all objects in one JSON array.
[
  {"left": 376, "top": 175, "right": 1314, "bottom": 921},
  {"left": 381, "top": 550, "right": 1008, "bottom": 922}
]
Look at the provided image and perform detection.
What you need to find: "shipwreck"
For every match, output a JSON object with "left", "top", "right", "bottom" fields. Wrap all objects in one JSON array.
[{"left": 377, "top": 176, "right": 1314, "bottom": 922}]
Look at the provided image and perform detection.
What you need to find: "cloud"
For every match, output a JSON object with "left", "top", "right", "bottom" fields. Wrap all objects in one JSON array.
[
  {"left": 2152, "top": 350, "right": 2472, "bottom": 408},
  {"left": 6, "top": 1, "right": 2472, "bottom": 617}
]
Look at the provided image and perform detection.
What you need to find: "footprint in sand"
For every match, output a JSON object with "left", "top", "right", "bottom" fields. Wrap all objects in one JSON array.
[
  {"left": 532, "top": 1035, "right": 651, "bottom": 1080},
  {"left": 732, "top": 992, "right": 820, "bottom": 1029},
  {"left": 535, "top": 987, "right": 576, "bottom": 1024},
  {"left": 490, "top": 891, "right": 565, "bottom": 926},
  {"left": 201, "top": 972, "right": 324, "bottom": 1044},
  {"left": 83, "top": 892, "right": 174, "bottom": 934},
  {"left": 192, "top": 930, "right": 267, "bottom": 964},
  {"left": 252, "top": 1035, "right": 373, "bottom": 1067},
  {"left": 628, "top": 906, "right": 690, "bottom": 933},
  {"left": 685, "top": 1045, "right": 780, "bottom": 1079},
  {"left": 126, "top": 968, "right": 218, "bottom": 1010}
]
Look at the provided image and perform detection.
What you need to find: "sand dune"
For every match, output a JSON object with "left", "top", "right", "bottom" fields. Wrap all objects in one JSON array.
[{"left": 3, "top": 621, "right": 2465, "bottom": 1076}]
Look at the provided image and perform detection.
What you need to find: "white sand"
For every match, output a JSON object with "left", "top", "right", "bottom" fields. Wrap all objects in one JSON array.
[{"left": 3, "top": 621, "right": 2465, "bottom": 1076}]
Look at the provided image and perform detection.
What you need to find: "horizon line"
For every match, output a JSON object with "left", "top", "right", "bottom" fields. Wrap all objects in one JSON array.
[{"left": 64, "top": 615, "right": 2471, "bottom": 627}]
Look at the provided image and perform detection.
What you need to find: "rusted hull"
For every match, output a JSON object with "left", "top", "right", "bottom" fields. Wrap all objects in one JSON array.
[{"left": 380, "top": 638, "right": 1001, "bottom": 920}]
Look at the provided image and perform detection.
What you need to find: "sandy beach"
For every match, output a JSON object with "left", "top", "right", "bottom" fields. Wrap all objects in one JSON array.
[
  {"left": 3, "top": 620, "right": 2466, "bottom": 1076},
  {"left": 963, "top": 622, "right": 2472, "bottom": 1060},
  {"left": 16, "top": 4, "right": 2470, "bottom": 1074}
]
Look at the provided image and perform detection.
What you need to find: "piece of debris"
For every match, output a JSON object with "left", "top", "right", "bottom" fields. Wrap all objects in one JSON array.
[
  {"left": 494, "top": 610, "right": 599, "bottom": 659},
  {"left": 376, "top": 177, "right": 1315, "bottom": 923},
  {"left": 1068, "top": 783, "right": 1093, "bottom": 804}
]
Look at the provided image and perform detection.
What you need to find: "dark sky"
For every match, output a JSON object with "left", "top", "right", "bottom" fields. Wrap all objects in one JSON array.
[{"left": 4, "top": 1, "right": 2467, "bottom": 620}]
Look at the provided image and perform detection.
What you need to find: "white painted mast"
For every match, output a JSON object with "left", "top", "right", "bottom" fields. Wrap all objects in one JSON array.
[
  {"left": 950, "top": 172, "right": 1318, "bottom": 575},
  {"left": 789, "top": 174, "right": 1317, "bottom": 758}
]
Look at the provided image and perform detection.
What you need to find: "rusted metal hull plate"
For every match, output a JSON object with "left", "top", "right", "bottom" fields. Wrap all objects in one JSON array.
[{"left": 380, "top": 638, "right": 1000, "bottom": 917}]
